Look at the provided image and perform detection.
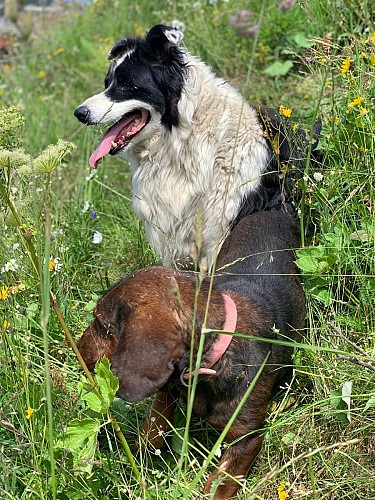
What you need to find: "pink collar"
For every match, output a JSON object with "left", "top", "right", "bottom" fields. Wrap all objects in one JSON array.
[{"left": 181, "top": 293, "right": 237, "bottom": 384}]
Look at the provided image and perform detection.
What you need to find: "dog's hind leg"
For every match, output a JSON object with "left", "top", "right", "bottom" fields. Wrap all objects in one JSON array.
[
  {"left": 138, "top": 390, "right": 178, "bottom": 451},
  {"left": 203, "top": 432, "right": 264, "bottom": 500}
]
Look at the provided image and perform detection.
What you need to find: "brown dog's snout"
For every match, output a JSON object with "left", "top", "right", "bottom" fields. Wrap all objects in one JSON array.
[{"left": 74, "top": 105, "right": 91, "bottom": 124}]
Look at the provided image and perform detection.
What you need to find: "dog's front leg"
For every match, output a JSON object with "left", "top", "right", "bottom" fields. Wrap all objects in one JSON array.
[
  {"left": 203, "top": 433, "right": 264, "bottom": 500},
  {"left": 138, "top": 390, "right": 178, "bottom": 451}
]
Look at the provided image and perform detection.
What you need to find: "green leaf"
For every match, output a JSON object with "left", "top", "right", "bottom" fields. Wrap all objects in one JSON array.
[
  {"left": 81, "top": 390, "right": 104, "bottom": 413},
  {"left": 94, "top": 357, "right": 119, "bottom": 412},
  {"left": 364, "top": 393, "right": 375, "bottom": 412},
  {"left": 57, "top": 418, "right": 100, "bottom": 451},
  {"left": 293, "top": 33, "right": 314, "bottom": 48},
  {"left": 264, "top": 60, "right": 294, "bottom": 77},
  {"left": 330, "top": 381, "right": 352, "bottom": 424}
]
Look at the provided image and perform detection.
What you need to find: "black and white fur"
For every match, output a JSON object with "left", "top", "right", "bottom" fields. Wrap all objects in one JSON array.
[{"left": 75, "top": 25, "right": 320, "bottom": 269}]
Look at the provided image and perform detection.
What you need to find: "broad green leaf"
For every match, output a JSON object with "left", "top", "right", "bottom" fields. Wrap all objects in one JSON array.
[
  {"left": 81, "top": 390, "right": 105, "bottom": 413},
  {"left": 264, "top": 60, "right": 294, "bottom": 77},
  {"left": 59, "top": 418, "right": 100, "bottom": 451},
  {"left": 330, "top": 381, "right": 353, "bottom": 424},
  {"left": 94, "top": 357, "right": 119, "bottom": 412},
  {"left": 293, "top": 33, "right": 314, "bottom": 48}
]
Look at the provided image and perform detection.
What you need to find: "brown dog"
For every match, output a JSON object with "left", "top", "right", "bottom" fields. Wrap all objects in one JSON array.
[{"left": 77, "top": 212, "right": 304, "bottom": 499}]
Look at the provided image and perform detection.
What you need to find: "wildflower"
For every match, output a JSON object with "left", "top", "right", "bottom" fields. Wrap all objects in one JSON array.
[
  {"left": 230, "top": 10, "right": 259, "bottom": 39},
  {"left": 51, "top": 229, "right": 64, "bottom": 239},
  {"left": 26, "top": 407, "right": 34, "bottom": 420},
  {"left": 348, "top": 97, "right": 363, "bottom": 107},
  {"left": 370, "top": 33, "right": 375, "bottom": 42},
  {"left": 90, "top": 210, "right": 97, "bottom": 219},
  {"left": 0, "top": 107, "right": 25, "bottom": 150},
  {"left": 313, "top": 172, "right": 324, "bottom": 182},
  {"left": 370, "top": 54, "right": 375, "bottom": 66},
  {"left": 54, "top": 47, "right": 64, "bottom": 56},
  {"left": 48, "top": 256, "right": 62, "bottom": 275},
  {"left": 3, "top": 320, "right": 10, "bottom": 329},
  {"left": 1, "top": 259, "right": 18, "bottom": 273},
  {"left": 133, "top": 22, "right": 145, "bottom": 37},
  {"left": 340, "top": 56, "right": 351, "bottom": 74},
  {"left": 33, "top": 140, "right": 76, "bottom": 174},
  {"left": 0, "top": 286, "right": 9, "bottom": 300},
  {"left": 82, "top": 201, "right": 90, "bottom": 213},
  {"left": 357, "top": 106, "right": 369, "bottom": 119},
  {"left": 85, "top": 169, "right": 97, "bottom": 181},
  {"left": 38, "top": 70, "right": 47, "bottom": 79},
  {"left": 154, "top": 449, "right": 161, "bottom": 456},
  {"left": 3, "top": 64, "right": 11, "bottom": 72},
  {"left": 278, "top": 0, "right": 296, "bottom": 11},
  {"left": 320, "top": 57, "right": 327, "bottom": 64},
  {"left": 305, "top": 56, "right": 312, "bottom": 63},
  {"left": 277, "top": 483, "right": 289, "bottom": 500},
  {"left": 92, "top": 230, "right": 103, "bottom": 244},
  {"left": 292, "top": 123, "right": 299, "bottom": 132},
  {"left": 279, "top": 105, "right": 292, "bottom": 118}
]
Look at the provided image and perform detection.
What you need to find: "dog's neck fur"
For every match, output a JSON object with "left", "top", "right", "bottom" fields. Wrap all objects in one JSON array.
[{"left": 125, "top": 54, "right": 271, "bottom": 269}]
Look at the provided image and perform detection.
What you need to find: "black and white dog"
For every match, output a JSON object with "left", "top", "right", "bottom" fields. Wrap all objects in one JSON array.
[{"left": 75, "top": 25, "right": 320, "bottom": 269}]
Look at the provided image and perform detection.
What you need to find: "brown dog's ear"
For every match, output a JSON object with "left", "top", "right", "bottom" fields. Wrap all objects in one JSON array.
[
  {"left": 93, "top": 297, "right": 134, "bottom": 337},
  {"left": 77, "top": 298, "right": 134, "bottom": 371}
]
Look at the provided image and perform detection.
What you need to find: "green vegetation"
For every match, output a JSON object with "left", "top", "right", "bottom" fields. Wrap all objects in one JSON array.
[{"left": 0, "top": 0, "right": 374, "bottom": 498}]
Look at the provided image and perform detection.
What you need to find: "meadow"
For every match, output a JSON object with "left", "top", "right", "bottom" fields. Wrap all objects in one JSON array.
[{"left": 0, "top": 0, "right": 374, "bottom": 498}]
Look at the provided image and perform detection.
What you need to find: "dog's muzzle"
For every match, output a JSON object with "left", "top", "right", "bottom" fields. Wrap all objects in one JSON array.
[{"left": 74, "top": 105, "right": 91, "bottom": 124}]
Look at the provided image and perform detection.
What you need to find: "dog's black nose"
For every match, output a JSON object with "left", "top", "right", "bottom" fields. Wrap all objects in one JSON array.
[{"left": 74, "top": 105, "right": 91, "bottom": 124}]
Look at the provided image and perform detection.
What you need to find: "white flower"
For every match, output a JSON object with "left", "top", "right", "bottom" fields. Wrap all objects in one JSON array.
[
  {"left": 313, "top": 172, "right": 324, "bottom": 182},
  {"left": 85, "top": 170, "right": 97, "bottom": 181},
  {"left": 48, "top": 256, "right": 62, "bottom": 276},
  {"left": 82, "top": 201, "right": 90, "bottom": 213},
  {"left": 1, "top": 259, "right": 18, "bottom": 273},
  {"left": 92, "top": 230, "right": 103, "bottom": 244}
]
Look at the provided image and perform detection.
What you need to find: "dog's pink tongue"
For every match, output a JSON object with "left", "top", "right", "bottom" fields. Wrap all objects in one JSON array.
[{"left": 89, "top": 116, "right": 134, "bottom": 169}]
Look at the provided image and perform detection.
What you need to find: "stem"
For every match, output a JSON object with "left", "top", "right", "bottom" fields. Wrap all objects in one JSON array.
[{"left": 41, "top": 208, "right": 56, "bottom": 500}]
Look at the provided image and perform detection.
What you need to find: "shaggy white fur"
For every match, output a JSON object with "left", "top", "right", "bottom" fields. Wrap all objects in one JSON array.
[{"left": 126, "top": 55, "right": 270, "bottom": 268}]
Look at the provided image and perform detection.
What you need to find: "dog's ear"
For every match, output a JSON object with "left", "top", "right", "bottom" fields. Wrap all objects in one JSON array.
[
  {"left": 107, "top": 39, "right": 136, "bottom": 61},
  {"left": 93, "top": 297, "right": 134, "bottom": 337},
  {"left": 77, "top": 296, "right": 134, "bottom": 371},
  {"left": 145, "top": 25, "right": 184, "bottom": 52}
]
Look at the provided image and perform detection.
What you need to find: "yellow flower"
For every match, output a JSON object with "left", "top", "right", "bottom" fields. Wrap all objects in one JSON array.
[
  {"left": 292, "top": 123, "right": 299, "bottom": 131},
  {"left": 277, "top": 483, "right": 289, "bottom": 500},
  {"left": 357, "top": 106, "right": 369, "bottom": 119},
  {"left": 370, "top": 33, "right": 375, "bottom": 42},
  {"left": 3, "top": 64, "right": 11, "bottom": 72},
  {"left": 2, "top": 320, "right": 10, "bottom": 329},
  {"left": 26, "top": 407, "right": 34, "bottom": 420},
  {"left": 54, "top": 47, "right": 64, "bottom": 56},
  {"left": 340, "top": 56, "right": 351, "bottom": 74},
  {"left": 279, "top": 105, "right": 292, "bottom": 118},
  {"left": 320, "top": 57, "right": 327, "bottom": 64},
  {"left": 370, "top": 54, "right": 375, "bottom": 66},
  {"left": 38, "top": 70, "right": 47, "bottom": 79},
  {"left": 133, "top": 22, "right": 145, "bottom": 37},
  {"left": 348, "top": 97, "right": 363, "bottom": 107},
  {"left": 0, "top": 286, "right": 9, "bottom": 300}
]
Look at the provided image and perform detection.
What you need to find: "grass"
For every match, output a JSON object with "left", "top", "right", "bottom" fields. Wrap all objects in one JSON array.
[{"left": 0, "top": 0, "right": 374, "bottom": 498}]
